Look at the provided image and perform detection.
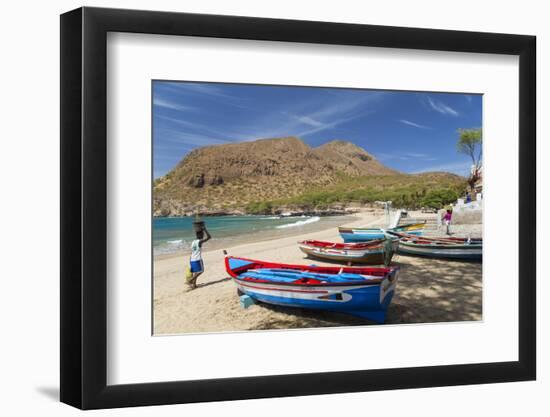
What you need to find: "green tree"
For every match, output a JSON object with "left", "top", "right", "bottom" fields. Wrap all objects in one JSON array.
[
  {"left": 246, "top": 201, "right": 273, "bottom": 214},
  {"left": 457, "top": 128, "right": 482, "bottom": 189},
  {"left": 421, "top": 189, "right": 459, "bottom": 210}
]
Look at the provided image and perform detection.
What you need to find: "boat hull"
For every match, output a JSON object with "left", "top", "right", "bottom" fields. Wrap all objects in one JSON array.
[
  {"left": 386, "top": 230, "right": 483, "bottom": 260},
  {"left": 298, "top": 240, "right": 399, "bottom": 265},
  {"left": 396, "top": 242, "right": 482, "bottom": 260},
  {"left": 340, "top": 229, "right": 423, "bottom": 243},
  {"left": 339, "top": 222, "right": 426, "bottom": 243},
  {"left": 234, "top": 276, "right": 398, "bottom": 323},
  {"left": 225, "top": 256, "right": 399, "bottom": 323}
]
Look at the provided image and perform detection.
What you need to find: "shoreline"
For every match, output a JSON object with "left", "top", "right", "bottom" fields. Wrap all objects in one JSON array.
[
  {"left": 154, "top": 211, "right": 373, "bottom": 261},
  {"left": 153, "top": 210, "right": 359, "bottom": 218},
  {"left": 153, "top": 209, "right": 482, "bottom": 334}
]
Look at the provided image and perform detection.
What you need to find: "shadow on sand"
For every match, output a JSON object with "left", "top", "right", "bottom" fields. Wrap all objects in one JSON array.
[
  {"left": 385, "top": 255, "right": 482, "bottom": 324},
  {"left": 198, "top": 277, "right": 231, "bottom": 289},
  {"left": 248, "top": 254, "right": 482, "bottom": 329}
]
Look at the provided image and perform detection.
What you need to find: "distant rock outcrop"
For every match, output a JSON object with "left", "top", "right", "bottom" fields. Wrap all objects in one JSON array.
[{"left": 312, "top": 140, "right": 397, "bottom": 176}]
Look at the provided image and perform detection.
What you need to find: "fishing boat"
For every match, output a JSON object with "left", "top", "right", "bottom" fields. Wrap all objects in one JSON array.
[
  {"left": 298, "top": 238, "right": 399, "bottom": 265},
  {"left": 339, "top": 221, "right": 426, "bottom": 242},
  {"left": 386, "top": 231, "right": 482, "bottom": 260},
  {"left": 224, "top": 254, "right": 399, "bottom": 323}
]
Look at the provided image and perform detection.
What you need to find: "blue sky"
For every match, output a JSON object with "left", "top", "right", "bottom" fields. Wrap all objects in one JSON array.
[{"left": 153, "top": 81, "right": 482, "bottom": 179}]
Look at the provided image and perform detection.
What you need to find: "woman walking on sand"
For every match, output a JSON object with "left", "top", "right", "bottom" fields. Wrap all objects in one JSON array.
[
  {"left": 187, "top": 227, "right": 211, "bottom": 290},
  {"left": 442, "top": 209, "right": 453, "bottom": 235}
]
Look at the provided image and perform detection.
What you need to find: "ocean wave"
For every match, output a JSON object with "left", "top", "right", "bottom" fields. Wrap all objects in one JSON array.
[
  {"left": 275, "top": 216, "right": 320, "bottom": 229},
  {"left": 260, "top": 216, "right": 281, "bottom": 220},
  {"left": 154, "top": 239, "right": 189, "bottom": 256}
]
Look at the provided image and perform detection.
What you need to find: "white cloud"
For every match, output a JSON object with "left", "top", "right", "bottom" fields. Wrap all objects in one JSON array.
[
  {"left": 157, "top": 115, "right": 202, "bottom": 129},
  {"left": 412, "top": 161, "right": 472, "bottom": 176},
  {"left": 153, "top": 88, "right": 386, "bottom": 177},
  {"left": 156, "top": 85, "right": 385, "bottom": 144},
  {"left": 427, "top": 97, "right": 459, "bottom": 116},
  {"left": 291, "top": 114, "right": 325, "bottom": 128},
  {"left": 376, "top": 152, "right": 434, "bottom": 161},
  {"left": 157, "top": 115, "right": 255, "bottom": 142},
  {"left": 296, "top": 113, "right": 370, "bottom": 137},
  {"left": 403, "top": 152, "right": 430, "bottom": 158},
  {"left": 163, "top": 82, "right": 232, "bottom": 98},
  {"left": 158, "top": 128, "right": 230, "bottom": 147},
  {"left": 222, "top": 94, "right": 378, "bottom": 140},
  {"left": 153, "top": 97, "right": 194, "bottom": 111},
  {"left": 159, "top": 82, "right": 255, "bottom": 110},
  {"left": 399, "top": 119, "right": 431, "bottom": 129}
]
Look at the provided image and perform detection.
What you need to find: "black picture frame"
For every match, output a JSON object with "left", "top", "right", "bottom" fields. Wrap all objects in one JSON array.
[{"left": 60, "top": 6, "right": 536, "bottom": 410}]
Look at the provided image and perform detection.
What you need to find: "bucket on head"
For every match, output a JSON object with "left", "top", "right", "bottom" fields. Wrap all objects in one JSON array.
[{"left": 192, "top": 220, "right": 205, "bottom": 233}]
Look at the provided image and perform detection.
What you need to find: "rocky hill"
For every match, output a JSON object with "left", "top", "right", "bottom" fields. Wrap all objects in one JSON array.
[
  {"left": 153, "top": 137, "right": 465, "bottom": 216},
  {"left": 312, "top": 140, "right": 396, "bottom": 176}
]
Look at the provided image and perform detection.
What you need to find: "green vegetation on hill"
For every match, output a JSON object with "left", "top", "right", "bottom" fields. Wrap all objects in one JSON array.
[
  {"left": 246, "top": 174, "right": 466, "bottom": 213},
  {"left": 246, "top": 201, "right": 274, "bottom": 214}
]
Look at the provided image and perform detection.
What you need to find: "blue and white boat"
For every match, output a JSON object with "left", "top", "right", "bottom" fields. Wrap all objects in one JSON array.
[
  {"left": 339, "top": 221, "right": 426, "bottom": 242},
  {"left": 225, "top": 255, "right": 400, "bottom": 323}
]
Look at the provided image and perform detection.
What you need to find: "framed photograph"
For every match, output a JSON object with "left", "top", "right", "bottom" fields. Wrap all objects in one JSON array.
[{"left": 60, "top": 6, "right": 536, "bottom": 409}]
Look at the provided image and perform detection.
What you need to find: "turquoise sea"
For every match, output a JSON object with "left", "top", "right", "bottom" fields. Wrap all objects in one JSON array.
[{"left": 153, "top": 215, "right": 354, "bottom": 256}]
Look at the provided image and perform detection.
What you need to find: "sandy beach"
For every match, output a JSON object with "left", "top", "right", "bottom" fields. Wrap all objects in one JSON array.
[{"left": 153, "top": 210, "right": 482, "bottom": 335}]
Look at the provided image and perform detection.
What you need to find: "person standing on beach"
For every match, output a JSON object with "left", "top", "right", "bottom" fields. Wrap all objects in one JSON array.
[
  {"left": 187, "top": 228, "right": 211, "bottom": 290},
  {"left": 443, "top": 209, "right": 453, "bottom": 235},
  {"left": 465, "top": 191, "right": 472, "bottom": 204}
]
